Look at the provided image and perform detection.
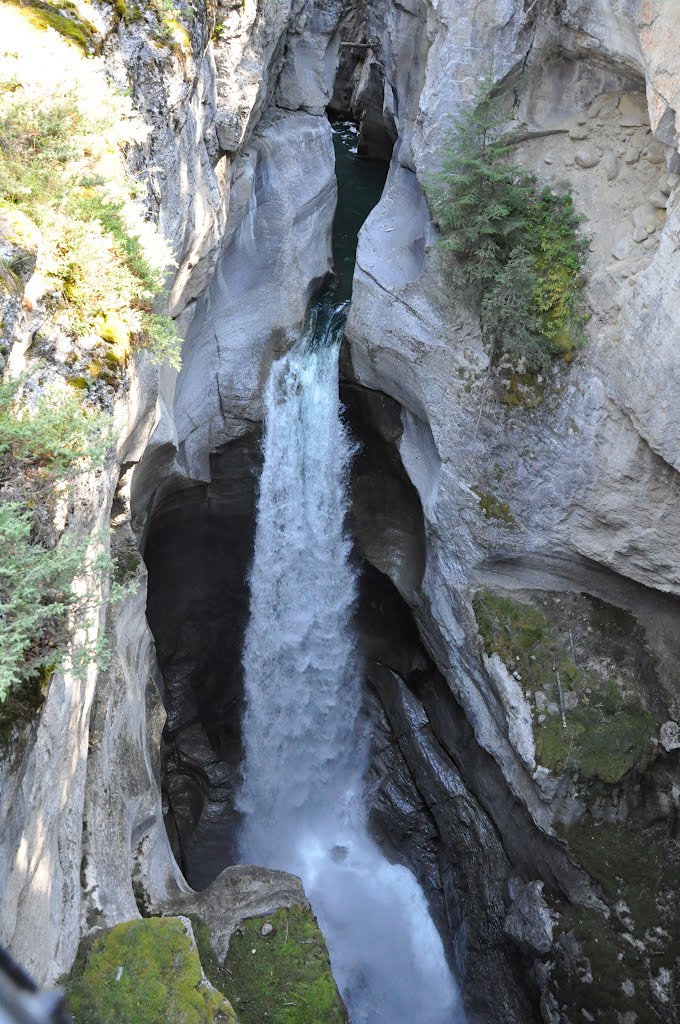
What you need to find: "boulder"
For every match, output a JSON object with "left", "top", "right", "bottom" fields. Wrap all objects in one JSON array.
[{"left": 574, "top": 145, "right": 601, "bottom": 168}]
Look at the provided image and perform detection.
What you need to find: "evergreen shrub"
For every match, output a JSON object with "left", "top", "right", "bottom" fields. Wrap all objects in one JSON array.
[{"left": 428, "top": 83, "right": 588, "bottom": 372}]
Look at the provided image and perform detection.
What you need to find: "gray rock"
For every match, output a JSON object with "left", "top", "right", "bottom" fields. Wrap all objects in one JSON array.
[
  {"left": 162, "top": 864, "right": 308, "bottom": 962},
  {"left": 643, "top": 141, "right": 667, "bottom": 164},
  {"left": 504, "top": 880, "right": 554, "bottom": 955},
  {"left": 632, "top": 203, "right": 658, "bottom": 234},
  {"left": 575, "top": 145, "right": 601, "bottom": 168},
  {"left": 170, "top": 109, "right": 336, "bottom": 476},
  {"left": 611, "top": 223, "right": 634, "bottom": 260},
  {"left": 276, "top": 0, "right": 343, "bottom": 115},
  {"left": 618, "top": 92, "right": 651, "bottom": 127},
  {"left": 604, "top": 152, "right": 620, "bottom": 180},
  {"left": 658, "top": 175, "right": 673, "bottom": 196},
  {"left": 624, "top": 147, "right": 641, "bottom": 164},
  {"left": 650, "top": 190, "right": 668, "bottom": 209},
  {"left": 660, "top": 721, "right": 680, "bottom": 752}
]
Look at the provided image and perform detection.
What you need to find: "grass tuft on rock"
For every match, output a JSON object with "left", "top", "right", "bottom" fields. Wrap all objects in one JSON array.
[
  {"left": 471, "top": 486, "right": 515, "bottom": 524},
  {"left": 66, "top": 917, "right": 236, "bottom": 1024},
  {"left": 192, "top": 907, "right": 348, "bottom": 1024}
]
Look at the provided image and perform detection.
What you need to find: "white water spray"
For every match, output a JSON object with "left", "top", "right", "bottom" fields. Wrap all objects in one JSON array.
[{"left": 238, "top": 299, "right": 463, "bottom": 1024}]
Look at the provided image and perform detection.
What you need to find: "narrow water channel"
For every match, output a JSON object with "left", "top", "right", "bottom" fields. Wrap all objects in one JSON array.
[{"left": 236, "top": 122, "right": 463, "bottom": 1023}]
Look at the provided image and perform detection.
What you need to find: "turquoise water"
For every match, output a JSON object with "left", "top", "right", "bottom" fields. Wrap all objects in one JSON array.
[{"left": 331, "top": 120, "right": 389, "bottom": 302}]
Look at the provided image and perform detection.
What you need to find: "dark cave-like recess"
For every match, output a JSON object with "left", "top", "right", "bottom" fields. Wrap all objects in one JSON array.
[{"left": 144, "top": 435, "right": 260, "bottom": 887}]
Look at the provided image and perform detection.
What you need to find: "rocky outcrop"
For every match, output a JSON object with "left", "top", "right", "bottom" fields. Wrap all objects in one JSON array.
[
  {"left": 161, "top": 863, "right": 308, "bottom": 959},
  {"left": 3, "top": 0, "right": 680, "bottom": 1019},
  {"left": 0, "top": 0, "right": 342, "bottom": 988},
  {"left": 341, "top": 0, "right": 680, "bottom": 1019},
  {"left": 162, "top": 108, "right": 337, "bottom": 480}
]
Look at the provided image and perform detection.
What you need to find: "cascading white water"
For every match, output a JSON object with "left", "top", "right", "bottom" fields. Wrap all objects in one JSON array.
[{"left": 238, "top": 298, "right": 464, "bottom": 1024}]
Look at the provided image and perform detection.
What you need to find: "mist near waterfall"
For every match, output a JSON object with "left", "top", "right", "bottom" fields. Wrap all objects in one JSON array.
[{"left": 237, "top": 299, "right": 463, "bottom": 1024}]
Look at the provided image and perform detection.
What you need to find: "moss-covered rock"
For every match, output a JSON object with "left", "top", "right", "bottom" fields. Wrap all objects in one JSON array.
[
  {"left": 66, "top": 917, "right": 236, "bottom": 1024},
  {"left": 473, "top": 589, "right": 658, "bottom": 783},
  {"left": 192, "top": 906, "right": 349, "bottom": 1024},
  {"left": 547, "top": 822, "right": 680, "bottom": 1022},
  {"left": 471, "top": 486, "right": 515, "bottom": 525},
  {"left": 563, "top": 821, "right": 680, "bottom": 940},
  {"left": 4, "top": 0, "right": 100, "bottom": 52}
]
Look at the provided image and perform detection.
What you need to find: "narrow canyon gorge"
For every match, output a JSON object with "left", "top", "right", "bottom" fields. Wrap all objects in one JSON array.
[{"left": 0, "top": 0, "right": 679, "bottom": 1022}]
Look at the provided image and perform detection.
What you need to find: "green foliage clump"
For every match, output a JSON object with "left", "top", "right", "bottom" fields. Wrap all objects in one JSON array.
[
  {"left": 0, "top": 377, "right": 110, "bottom": 474},
  {"left": 66, "top": 917, "right": 236, "bottom": 1024},
  {"left": 0, "top": 80, "right": 181, "bottom": 370},
  {"left": 473, "top": 590, "right": 656, "bottom": 783},
  {"left": 428, "top": 83, "right": 588, "bottom": 372},
  {"left": 0, "top": 376, "right": 112, "bottom": 709},
  {"left": 0, "top": 501, "right": 84, "bottom": 701},
  {"left": 194, "top": 907, "right": 348, "bottom": 1024}
]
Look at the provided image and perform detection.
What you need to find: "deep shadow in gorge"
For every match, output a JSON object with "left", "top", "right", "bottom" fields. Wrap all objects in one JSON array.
[
  {"left": 144, "top": 435, "right": 260, "bottom": 887},
  {"left": 141, "top": 108, "right": 541, "bottom": 1022}
]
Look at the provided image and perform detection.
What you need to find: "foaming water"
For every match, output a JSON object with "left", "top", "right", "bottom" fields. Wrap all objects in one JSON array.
[{"left": 238, "top": 299, "right": 463, "bottom": 1023}]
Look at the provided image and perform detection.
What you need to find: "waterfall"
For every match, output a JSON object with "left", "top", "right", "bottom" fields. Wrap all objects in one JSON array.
[{"left": 238, "top": 295, "right": 464, "bottom": 1024}]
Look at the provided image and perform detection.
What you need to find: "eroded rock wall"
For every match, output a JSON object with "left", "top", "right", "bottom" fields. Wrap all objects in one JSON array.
[
  {"left": 342, "top": 0, "right": 680, "bottom": 1020},
  {"left": 0, "top": 0, "right": 342, "bottom": 985}
]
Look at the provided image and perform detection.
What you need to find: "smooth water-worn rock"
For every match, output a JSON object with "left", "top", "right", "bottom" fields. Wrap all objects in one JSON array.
[
  {"left": 346, "top": 0, "right": 680, "bottom": 828},
  {"left": 341, "top": 0, "right": 680, "bottom": 1018},
  {"left": 4, "top": 0, "right": 680, "bottom": 1020},
  {"left": 0, "top": 0, "right": 342, "bottom": 987}
]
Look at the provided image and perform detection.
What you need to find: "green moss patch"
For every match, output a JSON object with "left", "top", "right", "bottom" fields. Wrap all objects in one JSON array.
[
  {"left": 471, "top": 487, "right": 515, "bottom": 524},
  {"left": 473, "top": 590, "right": 657, "bottom": 783},
  {"left": 66, "top": 917, "right": 236, "bottom": 1024},
  {"left": 565, "top": 821, "right": 680, "bottom": 937},
  {"left": 192, "top": 907, "right": 348, "bottom": 1024},
  {"left": 551, "top": 904, "right": 642, "bottom": 1023},
  {"left": 498, "top": 369, "right": 547, "bottom": 409},
  {"left": 4, "top": 0, "right": 100, "bottom": 52},
  {"left": 535, "top": 704, "right": 655, "bottom": 783}
]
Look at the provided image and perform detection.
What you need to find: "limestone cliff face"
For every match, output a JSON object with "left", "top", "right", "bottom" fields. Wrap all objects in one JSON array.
[
  {"left": 342, "top": 0, "right": 680, "bottom": 1020},
  {"left": 0, "top": 0, "right": 342, "bottom": 985},
  {"left": 2, "top": 0, "right": 680, "bottom": 1019}
]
